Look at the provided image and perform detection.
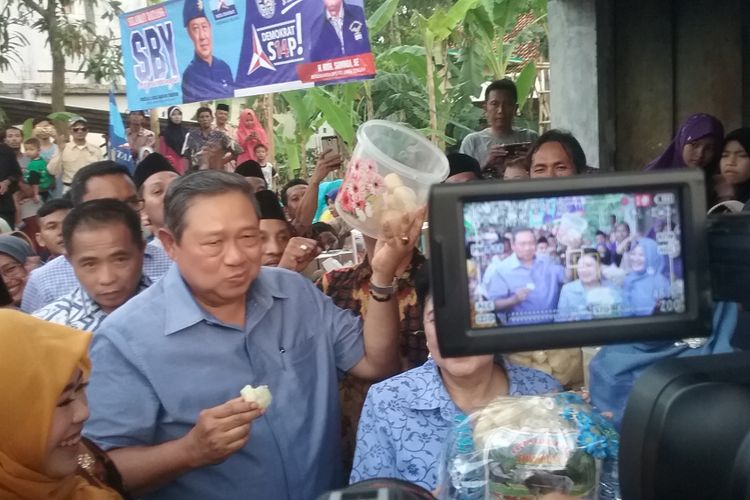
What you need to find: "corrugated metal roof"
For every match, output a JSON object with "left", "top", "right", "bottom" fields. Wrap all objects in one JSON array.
[{"left": 0, "top": 96, "right": 195, "bottom": 134}]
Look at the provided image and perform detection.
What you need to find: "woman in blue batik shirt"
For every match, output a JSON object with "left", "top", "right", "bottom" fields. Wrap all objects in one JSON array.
[
  {"left": 350, "top": 265, "right": 561, "bottom": 491},
  {"left": 621, "top": 237, "right": 671, "bottom": 317},
  {"left": 554, "top": 249, "right": 623, "bottom": 322}
]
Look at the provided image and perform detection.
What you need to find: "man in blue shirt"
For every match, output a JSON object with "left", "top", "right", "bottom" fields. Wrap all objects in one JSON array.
[
  {"left": 181, "top": 0, "right": 234, "bottom": 103},
  {"left": 20, "top": 162, "right": 171, "bottom": 312},
  {"left": 483, "top": 227, "right": 565, "bottom": 324},
  {"left": 309, "top": 0, "right": 370, "bottom": 62},
  {"left": 84, "top": 170, "right": 423, "bottom": 499}
]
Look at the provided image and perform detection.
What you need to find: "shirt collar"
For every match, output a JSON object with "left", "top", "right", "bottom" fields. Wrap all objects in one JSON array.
[
  {"left": 409, "top": 357, "right": 516, "bottom": 410},
  {"left": 326, "top": 5, "right": 343, "bottom": 20},
  {"left": 409, "top": 359, "right": 454, "bottom": 411},
  {"left": 505, "top": 253, "right": 537, "bottom": 269},
  {"left": 75, "top": 275, "right": 152, "bottom": 317},
  {"left": 163, "top": 265, "right": 289, "bottom": 336}
]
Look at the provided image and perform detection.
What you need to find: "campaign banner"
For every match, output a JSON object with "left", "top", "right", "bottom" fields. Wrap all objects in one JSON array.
[{"left": 120, "top": 0, "right": 376, "bottom": 110}]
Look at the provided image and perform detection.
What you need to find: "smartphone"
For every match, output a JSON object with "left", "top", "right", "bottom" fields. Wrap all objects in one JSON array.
[
  {"left": 503, "top": 142, "right": 532, "bottom": 159},
  {"left": 322, "top": 135, "right": 341, "bottom": 156}
]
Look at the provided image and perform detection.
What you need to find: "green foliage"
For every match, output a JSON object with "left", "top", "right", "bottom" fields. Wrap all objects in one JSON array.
[
  {"left": 367, "top": 0, "right": 400, "bottom": 38},
  {"left": 21, "top": 118, "right": 34, "bottom": 140},
  {"left": 0, "top": 0, "right": 125, "bottom": 108},
  {"left": 515, "top": 61, "right": 537, "bottom": 111},
  {"left": 0, "top": 3, "right": 28, "bottom": 71},
  {"left": 47, "top": 111, "right": 79, "bottom": 122}
]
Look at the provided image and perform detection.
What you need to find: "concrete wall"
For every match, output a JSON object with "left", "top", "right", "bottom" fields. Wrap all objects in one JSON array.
[
  {"left": 550, "top": 0, "right": 748, "bottom": 171},
  {"left": 548, "top": 0, "right": 603, "bottom": 169}
]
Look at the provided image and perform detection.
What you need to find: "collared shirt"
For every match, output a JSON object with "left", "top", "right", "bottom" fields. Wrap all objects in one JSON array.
[
  {"left": 326, "top": 5, "right": 345, "bottom": 46},
  {"left": 32, "top": 277, "right": 152, "bottom": 332},
  {"left": 215, "top": 122, "right": 237, "bottom": 142},
  {"left": 350, "top": 358, "right": 562, "bottom": 491},
  {"left": 126, "top": 127, "right": 156, "bottom": 158},
  {"left": 20, "top": 241, "right": 171, "bottom": 313},
  {"left": 554, "top": 280, "right": 624, "bottom": 322},
  {"left": 84, "top": 265, "right": 365, "bottom": 500},
  {"left": 318, "top": 251, "right": 427, "bottom": 476},
  {"left": 482, "top": 253, "right": 565, "bottom": 324},
  {"left": 46, "top": 142, "right": 102, "bottom": 184},
  {"left": 181, "top": 55, "right": 234, "bottom": 105}
]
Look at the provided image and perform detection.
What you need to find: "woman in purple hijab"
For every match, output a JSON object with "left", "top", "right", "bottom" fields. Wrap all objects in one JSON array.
[
  {"left": 645, "top": 113, "right": 724, "bottom": 171},
  {"left": 645, "top": 113, "right": 725, "bottom": 205}
]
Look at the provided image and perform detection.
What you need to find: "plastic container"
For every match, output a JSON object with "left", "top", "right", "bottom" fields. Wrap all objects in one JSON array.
[{"left": 335, "top": 120, "right": 449, "bottom": 238}]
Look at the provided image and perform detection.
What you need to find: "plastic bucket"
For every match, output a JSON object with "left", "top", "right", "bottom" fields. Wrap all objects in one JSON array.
[{"left": 335, "top": 120, "right": 449, "bottom": 238}]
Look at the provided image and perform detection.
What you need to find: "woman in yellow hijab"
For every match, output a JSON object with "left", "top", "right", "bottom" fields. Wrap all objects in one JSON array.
[{"left": 0, "top": 310, "right": 127, "bottom": 499}]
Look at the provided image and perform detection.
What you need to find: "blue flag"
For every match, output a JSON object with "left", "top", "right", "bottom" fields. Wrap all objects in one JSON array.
[{"left": 108, "top": 90, "right": 135, "bottom": 172}]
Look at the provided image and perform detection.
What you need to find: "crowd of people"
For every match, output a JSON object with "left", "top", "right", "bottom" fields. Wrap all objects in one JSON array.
[
  {"left": 0, "top": 77, "right": 747, "bottom": 499},
  {"left": 469, "top": 212, "right": 677, "bottom": 326}
]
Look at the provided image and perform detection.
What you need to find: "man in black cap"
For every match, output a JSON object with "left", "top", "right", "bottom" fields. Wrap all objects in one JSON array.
[
  {"left": 234, "top": 160, "right": 267, "bottom": 193},
  {"left": 445, "top": 152, "right": 482, "bottom": 183},
  {"left": 256, "top": 189, "right": 319, "bottom": 272},
  {"left": 181, "top": 0, "right": 234, "bottom": 104},
  {"left": 133, "top": 153, "right": 179, "bottom": 246},
  {"left": 214, "top": 103, "right": 236, "bottom": 140}
]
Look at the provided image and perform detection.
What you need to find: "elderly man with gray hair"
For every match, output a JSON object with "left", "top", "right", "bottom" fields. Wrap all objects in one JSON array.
[{"left": 84, "top": 170, "right": 424, "bottom": 499}]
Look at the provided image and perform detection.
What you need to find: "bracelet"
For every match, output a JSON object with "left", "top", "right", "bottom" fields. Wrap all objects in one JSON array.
[
  {"left": 369, "top": 277, "right": 397, "bottom": 296},
  {"left": 369, "top": 289, "right": 393, "bottom": 302}
]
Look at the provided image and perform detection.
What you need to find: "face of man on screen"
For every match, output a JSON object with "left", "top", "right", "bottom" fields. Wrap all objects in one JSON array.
[{"left": 512, "top": 230, "right": 536, "bottom": 264}]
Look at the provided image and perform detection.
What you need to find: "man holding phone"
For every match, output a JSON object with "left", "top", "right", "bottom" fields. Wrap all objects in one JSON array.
[{"left": 460, "top": 79, "right": 538, "bottom": 178}]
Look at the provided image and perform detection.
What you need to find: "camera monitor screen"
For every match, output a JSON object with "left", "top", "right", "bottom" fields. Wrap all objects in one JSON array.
[{"left": 429, "top": 170, "right": 712, "bottom": 356}]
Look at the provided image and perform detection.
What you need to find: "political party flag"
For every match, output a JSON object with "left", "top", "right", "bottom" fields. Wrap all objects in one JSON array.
[{"left": 108, "top": 90, "right": 135, "bottom": 172}]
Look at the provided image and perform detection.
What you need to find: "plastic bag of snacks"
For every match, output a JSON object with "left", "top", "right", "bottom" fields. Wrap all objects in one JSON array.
[
  {"left": 438, "top": 392, "right": 619, "bottom": 500},
  {"left": 507, "top": 349, "right": 584, "bottom": 388}
]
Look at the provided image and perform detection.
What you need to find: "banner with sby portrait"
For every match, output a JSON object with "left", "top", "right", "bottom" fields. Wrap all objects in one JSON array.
[{"left": 120, "top": 0, "right": 376, "bottom": 110}]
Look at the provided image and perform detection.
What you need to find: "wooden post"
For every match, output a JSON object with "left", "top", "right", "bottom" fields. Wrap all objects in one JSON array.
[
  {"left": 425, "top": 33, "right": 439, "bottom": 145},
  {"left": 150, "top": 108, "right": 160, "bottom": 137},
  {"left": 263, "top": 93, "right": 275, "bottom": 160}
]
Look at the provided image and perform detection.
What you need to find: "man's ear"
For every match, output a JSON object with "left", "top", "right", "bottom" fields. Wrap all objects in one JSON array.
[
  {"left": 34, "top": 232, "right": 46, "bottom": 249},
  {"left": 158, "top": 228, "right": 178, "bottom": 260}
]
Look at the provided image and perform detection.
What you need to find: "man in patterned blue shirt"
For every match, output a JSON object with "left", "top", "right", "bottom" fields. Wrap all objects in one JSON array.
[
  {"left": 21, "top": 162, "right": 171, "bottom": 312},
  {"left": 351, "top": 267, "right": 561, "bottom": 491},
  {"left": 33, "top": 199, "right": 150, "bottom": 332}
]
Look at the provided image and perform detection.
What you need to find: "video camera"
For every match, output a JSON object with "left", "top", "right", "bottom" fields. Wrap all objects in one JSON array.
[
  {"left": 321, "top": 170, "right": 749, "bottom": 500},
  {"left": 425, "top": 169, "right": 750, "bottom": 500}
]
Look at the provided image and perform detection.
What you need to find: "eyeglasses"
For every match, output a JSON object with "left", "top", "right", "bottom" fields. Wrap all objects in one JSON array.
[
  {"left": 0, "top": 262, "right": 26, "bottom": 280},
  {"left": 72, "top": 127, "right": 88, "bottom": 132},
  {"left": 124, "top": 196, "right": 145, "bottom": 211}
]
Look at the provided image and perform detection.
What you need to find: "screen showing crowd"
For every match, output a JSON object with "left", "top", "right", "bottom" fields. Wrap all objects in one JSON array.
[{"left": 464, "top": 190, "right": 685, "bottom": 327}]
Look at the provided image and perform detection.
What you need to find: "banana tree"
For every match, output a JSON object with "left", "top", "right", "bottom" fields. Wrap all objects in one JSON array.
[
  {"left": 419, "top": 0, "right": 483, "bottom": 147},
  {"left": 459, "top": 0, "right": 546, "bottom": 111},
  {"left": 279, "top": 90, "right": 323, "bottom": 179}
]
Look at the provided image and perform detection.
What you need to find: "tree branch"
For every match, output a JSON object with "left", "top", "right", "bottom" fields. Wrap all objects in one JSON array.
[{"left": 19, "top": 0, "right": 47, "bottom": 18}]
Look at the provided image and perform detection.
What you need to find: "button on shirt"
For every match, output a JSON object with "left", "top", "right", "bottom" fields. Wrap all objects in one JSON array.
[
  {"left": 32, "top": 277, "right": 152, "bottom": 332},
  {"left": 46, "top": 142, "right": 102, "bottom": 185},
  {"left": 327, "top": 5, "right": 345, "bottom": 49},
  {"left": 84, "top": 265, "right": 365, "bottom": 500},
  {"left": 20, "top": 242, "right": 171, "bottom": 313},
  {"left": 482, "top": 254, "right": 565, "bottom": 324},
  {"left": 350, "top": 358, "right": 562, "bottom": 491}
]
